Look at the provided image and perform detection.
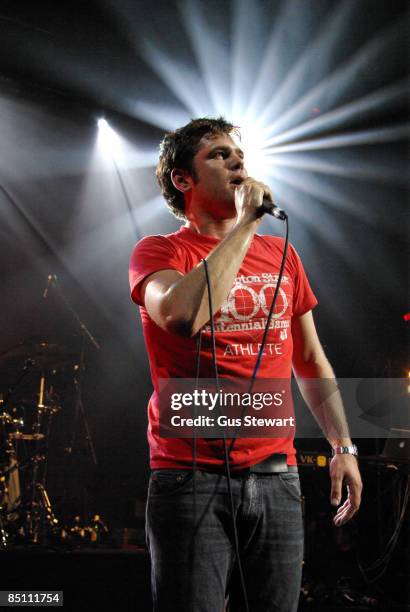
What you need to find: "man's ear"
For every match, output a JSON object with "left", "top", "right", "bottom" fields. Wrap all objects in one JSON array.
[{"left": 171, "top": 168, "right": 192, "bottom": 193}]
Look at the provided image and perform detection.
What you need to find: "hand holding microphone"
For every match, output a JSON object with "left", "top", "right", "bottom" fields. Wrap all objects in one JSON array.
[{"left": 234, "top": 177, "right": 287, "bottom": 224}]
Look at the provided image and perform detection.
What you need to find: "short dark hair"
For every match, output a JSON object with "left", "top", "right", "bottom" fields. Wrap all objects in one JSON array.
[{"left": 156, "top": 116, "right": 238, "bottom": 220}]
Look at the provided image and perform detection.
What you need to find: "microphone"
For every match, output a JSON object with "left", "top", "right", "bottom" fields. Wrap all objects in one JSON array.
[{"left": 261, "top": 199, "right": 288, "bottom": 221}]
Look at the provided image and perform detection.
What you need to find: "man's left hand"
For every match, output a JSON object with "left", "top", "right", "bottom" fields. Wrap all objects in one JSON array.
[{"left": 329, "top": 454, "right": 362, "bottom": 527}]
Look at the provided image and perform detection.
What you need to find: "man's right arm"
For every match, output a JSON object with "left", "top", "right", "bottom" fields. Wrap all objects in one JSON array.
[
  {"left": 141, "top": 219, "right": 258, "bottom": 337},
  {"left": 140, "top": 179, "right": 269, "bottom": 337}
]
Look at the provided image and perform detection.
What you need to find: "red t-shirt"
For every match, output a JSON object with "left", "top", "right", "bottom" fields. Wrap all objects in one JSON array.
[{"left": 129, "top": 226, "right": 317, "bottom": 469}]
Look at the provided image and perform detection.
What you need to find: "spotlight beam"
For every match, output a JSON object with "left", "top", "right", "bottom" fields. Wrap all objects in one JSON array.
[
  {"left": 97, "top": 119, "right": 142, "bottom": 241},
  {"left": 261, "top": 17, "right": 405, "bottom": 137},
  {"left": 132, "top": 101, "right": 189, "bottom": 132},
  {"left": 258, "top": 1, "right": 356, "bottom": 128},
  {"left": 245, "top": 0, "right": 316, "bottom": 118},
  {"left": 262, "top": 178, "right": 360, "bottom": 274},
  {"left": 112, "top": 156, "right": 141, "bottom": 241},
  {"left": 271, "top": 153, "right": 407, "bottom": 186},
  {"left": 231, "top": 0, "right": 266, "bottom": 118},
  {"left": 265, "top": 163, "right": 407, "bottom": 244},
  {"left": 179, "top": 0, "right": 231, "bottom": 116},
  {"left": 0, "top": 183, "right": 122, "bottom": 339},
  {"left": 138, "top": 39, "right": 212, "bottom": 117},
  {"left": 263, "top": 171, "right": 403, "bottom": 297},
  {"left": 0, "top": 183, "right": 61, "bottom": 261},
  {"left": 262, "top": 124, "right": 409, "bottom": 154},
  {"left": 262, "top": 79, "right": 409, "bottom": 148}
]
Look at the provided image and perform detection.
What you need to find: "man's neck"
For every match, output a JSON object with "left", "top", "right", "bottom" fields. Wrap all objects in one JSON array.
[{"left": 185, "top": 206, "right": 237, "bottom": 240}]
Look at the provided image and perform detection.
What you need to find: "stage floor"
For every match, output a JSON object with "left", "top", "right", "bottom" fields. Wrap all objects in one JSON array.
[{"left": 1, "top": 547, "right": 408, "bottom": 611}]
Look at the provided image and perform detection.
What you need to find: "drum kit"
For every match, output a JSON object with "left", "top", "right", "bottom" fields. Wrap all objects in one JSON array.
[
  {"left": 0, "top": 274, "right": 103, "bottom": 548},
  {"left": 0, "top": 341, "right": 77, "bottom": 547}
]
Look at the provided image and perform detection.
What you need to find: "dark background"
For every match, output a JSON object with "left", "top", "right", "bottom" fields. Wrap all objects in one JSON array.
[{"left": 0, "top": 0, "right": 408, "bottom": 543}]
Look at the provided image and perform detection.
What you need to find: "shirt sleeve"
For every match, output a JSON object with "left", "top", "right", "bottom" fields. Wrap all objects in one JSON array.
[
  {"left": 288, "top": 243, "right": 318, "bottom": 317},
  {"left": 129, "top": 235, "right": 186, "bottom": 306}
]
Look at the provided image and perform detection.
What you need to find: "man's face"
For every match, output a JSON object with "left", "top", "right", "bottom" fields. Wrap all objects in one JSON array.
[{"left": 187, "top": 133, "right": 248, "bottom": 218}]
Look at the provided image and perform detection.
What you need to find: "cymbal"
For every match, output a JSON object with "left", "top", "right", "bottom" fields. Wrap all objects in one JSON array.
[
  {"left": 0, "top": 412, "right": 13, "bottom": 424},
  {"left": 0, "top": 342, "right": 77, "bottom": 371},
  {"left": 38, "top": 404, "right": 62, "bottom": 413},
  {"left": 8, "top": 432, "right": 45, "bottom": 441},
  {"left": 0, "top": 412, "right": 23, "bottom": 428},
  {"left": 8, "top": 400, "right": 62, "bottom": 413}
]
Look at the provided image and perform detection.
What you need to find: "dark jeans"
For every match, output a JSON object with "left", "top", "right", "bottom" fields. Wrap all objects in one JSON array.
[{"left": 146, "top": 469, "right": 304, "bottom": 612}]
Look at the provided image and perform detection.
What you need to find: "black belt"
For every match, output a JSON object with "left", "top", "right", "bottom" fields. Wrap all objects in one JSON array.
[{"left": 224, "top": 453, "right": 298, "bottom": 477}]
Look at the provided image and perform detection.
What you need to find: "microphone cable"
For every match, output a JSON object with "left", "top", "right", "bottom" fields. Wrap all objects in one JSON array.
[
  {"left": 187, "top": 329, "right": 202, "bottom": 608},
  {"left": 203, "top": 257, "right": 250, "bottom": 612},
  {"left": 228, "top": 216, "right": 289, "bottom": 458},
  {"left": 192, "top": 214, "right": 290, "bottom": 612},
  {"left": 192, "top": 330, "right": 203, "bottom": 516}
]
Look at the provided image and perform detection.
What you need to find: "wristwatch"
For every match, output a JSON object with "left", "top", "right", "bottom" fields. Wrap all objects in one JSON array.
[{"left": 332, "top": 445, "right": 358, "bottom": 457}]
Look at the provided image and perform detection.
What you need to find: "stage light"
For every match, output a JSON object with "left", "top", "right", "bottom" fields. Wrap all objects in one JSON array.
[
  {"left": 118, "top": 1, "right": 406, "bottom": 191},
  {"left": 231, "top": 118, "right": 273, "bottom": 182},
  {"left": 97, "top": 0, "right": 407, "bottom": 256},
  {"left": 97, "top": 117, "right": 120, "bottom": 154}
]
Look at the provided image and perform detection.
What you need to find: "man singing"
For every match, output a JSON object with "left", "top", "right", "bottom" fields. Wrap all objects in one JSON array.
[{"left": 129, "top": 117, "right": 362, "bottom": 612}]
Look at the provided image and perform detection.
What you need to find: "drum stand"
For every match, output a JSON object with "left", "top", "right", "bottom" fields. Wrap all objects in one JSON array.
[
  {"left": 1, "top": 371, "right": 61, "bottom": 547},
  {"left": 25, "top": 373, "right": 60, "bottom": 544}
]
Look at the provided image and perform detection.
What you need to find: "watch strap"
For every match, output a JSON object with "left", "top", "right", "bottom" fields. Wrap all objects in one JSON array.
[{"left": 332, "top": 445, "right": 358, "bottom": 457}]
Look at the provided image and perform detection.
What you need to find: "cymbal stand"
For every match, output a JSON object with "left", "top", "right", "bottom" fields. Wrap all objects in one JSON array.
[
  {"left": 0, "top": 502, "right": 8, "bottom": 548},
  {"left": 46, "top": 276, "right": 100, "bottom": 464},
  {"left": 46, "top": 274, "right": 101, "bottom": 351},
  {"left": 25, "top": 372, "right": 59, "bottom": 544},
  {"left": 1, "top": 358, "right": 36, "bottom": 407},
  {"left": 66, "top": 340, "right": 98, "bottom": 466},
  {"left": 46, "top": 275, "right": 100, "bottom": 517},
  {"left": 0, "top": 448, "right": 10, "bottom": 549}
]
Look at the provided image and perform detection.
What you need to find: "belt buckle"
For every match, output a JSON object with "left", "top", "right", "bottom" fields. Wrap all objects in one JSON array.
[{"left": 250, "top": 453, "right": 288, "bottom": 474}]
